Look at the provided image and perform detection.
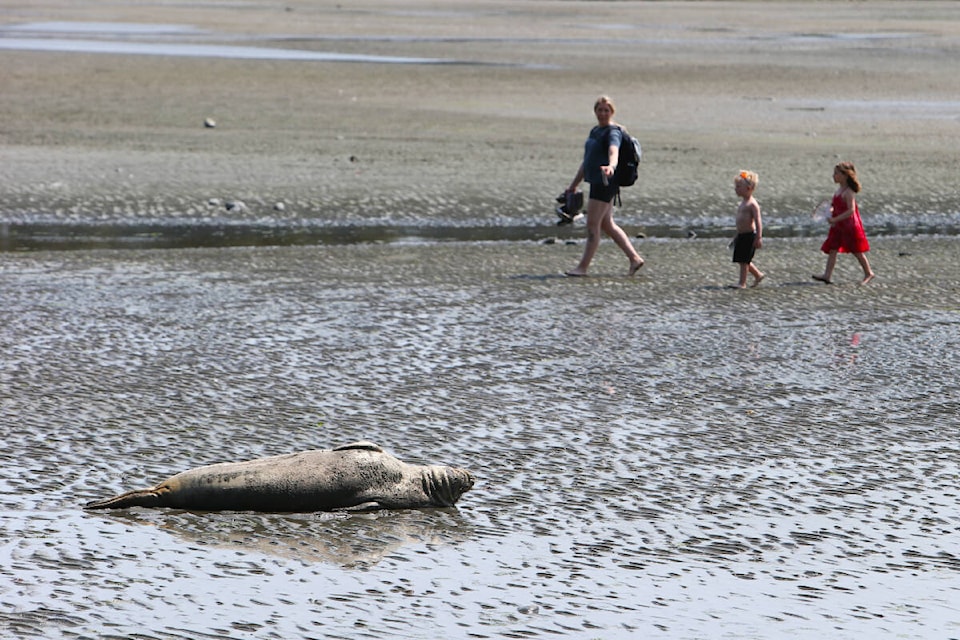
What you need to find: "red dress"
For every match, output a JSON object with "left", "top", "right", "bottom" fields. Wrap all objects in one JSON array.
[{"left": 821, "top": 193, "right": 870, "bottom": 254}]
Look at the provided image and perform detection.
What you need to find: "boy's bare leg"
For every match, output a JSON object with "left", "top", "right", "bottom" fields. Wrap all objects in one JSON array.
[
  {"left": 748, "top": 263, "right": 765, "bottom": 287},
  {"left": 735, "top": 263, "right": 749, "bottom": 288}
]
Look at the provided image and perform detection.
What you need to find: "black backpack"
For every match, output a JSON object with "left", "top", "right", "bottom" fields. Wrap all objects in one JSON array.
[{"left": 609, "top": 126, "right": 642, "bottom": 188}]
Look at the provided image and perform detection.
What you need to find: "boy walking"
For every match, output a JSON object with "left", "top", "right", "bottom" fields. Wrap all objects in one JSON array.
[{"left": 732, "top": 170, "right": 765, "bottom": 288}]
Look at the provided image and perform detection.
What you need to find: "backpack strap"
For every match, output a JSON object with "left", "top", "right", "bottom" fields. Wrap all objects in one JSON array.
[
  {"left": 604, "top": 124, "right": 625, "bottom": 146},
  {"left": 604, "top": 125, "right": 624, "bottom": 207}
]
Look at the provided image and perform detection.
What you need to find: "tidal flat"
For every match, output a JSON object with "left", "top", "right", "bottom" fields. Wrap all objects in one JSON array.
[
  {"left": 2, "top": 1, "right": 960, "bottom": 638},
  {"left": 2, "top": 237, "right": 960, "bottom": 639}
]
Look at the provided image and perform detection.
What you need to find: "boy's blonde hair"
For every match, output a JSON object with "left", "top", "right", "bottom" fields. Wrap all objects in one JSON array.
[{"left": 735, "top": 170, "right": 758, "bottom": 189}]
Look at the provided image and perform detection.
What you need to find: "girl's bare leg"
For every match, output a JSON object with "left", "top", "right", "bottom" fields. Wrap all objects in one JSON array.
[
  {"left": 566, "top": 198, "right": 610, "bottom": 276},
  {"left": 855, "top": 253, "right": 875, "bottom": 284},
  {"left": 814, "top": 252, "right": 838, "bottom": 283},
  {"left": 600, "top": 210, "right": 644, "bottom": 275}
]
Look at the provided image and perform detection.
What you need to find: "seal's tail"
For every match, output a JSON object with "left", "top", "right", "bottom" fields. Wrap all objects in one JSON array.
[{"left": 84, "top": 488, "right": 162, "bottom": 510}]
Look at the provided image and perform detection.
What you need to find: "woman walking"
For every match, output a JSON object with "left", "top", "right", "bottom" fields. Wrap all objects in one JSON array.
[{"left": 564, "top": 96, "right": 644, "bottom": 277}]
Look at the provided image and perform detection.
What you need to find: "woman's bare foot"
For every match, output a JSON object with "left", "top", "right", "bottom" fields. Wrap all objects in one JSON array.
[
  {"left": 860, "top": 272, "right": 876, "bottom": 285},
  {"left": 812, "top": 274, "right": 832, "bottom": 284},
  {"left": 751, "top": 273, "right": 765, "bottom": 288},
  {"left": 627, "top": 258, "right": 645, "bottom": 277},
  {"left": 565, "top": 269, "right": 588, "bottom": 277}
]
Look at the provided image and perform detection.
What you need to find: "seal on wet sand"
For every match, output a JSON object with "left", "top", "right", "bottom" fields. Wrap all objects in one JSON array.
[{"left": 84, "top": 442, "right": 475, "bottom": 512}]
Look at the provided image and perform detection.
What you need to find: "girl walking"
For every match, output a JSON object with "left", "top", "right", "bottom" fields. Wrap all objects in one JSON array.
[{"left": 813, "top": 161, "right": 876, "bottom": 285}]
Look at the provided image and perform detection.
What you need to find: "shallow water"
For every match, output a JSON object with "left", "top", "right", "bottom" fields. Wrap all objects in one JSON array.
[
  {"left": 2, "top": 236, "right": 959, "bottom": 639},
  {"left": 0, "top": 36, "right": 470, "bottom": 66},
  {"left": 0, "top": 21, "right": 541, "bottom": 66}
]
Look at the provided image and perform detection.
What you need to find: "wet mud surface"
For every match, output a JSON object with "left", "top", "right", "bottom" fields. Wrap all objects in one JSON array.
[
  {"left": 2, "top": 237, "right": 959, "bottom": 639},
  {"left": 2, "top": 2, "right": 960, "bottom": 637}
]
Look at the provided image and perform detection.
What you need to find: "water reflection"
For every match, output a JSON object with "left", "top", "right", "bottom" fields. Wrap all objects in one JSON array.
[{"left": 91, "top": 508, "right": 474, "bottom": 568}]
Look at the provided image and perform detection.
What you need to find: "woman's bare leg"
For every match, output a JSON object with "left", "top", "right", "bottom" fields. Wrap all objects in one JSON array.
[
  {"left": 566, "top": 198, "right": 610, "bottom": 276},
  {"left": 600, "top": 210, "right": 644, "bottom": 275}
]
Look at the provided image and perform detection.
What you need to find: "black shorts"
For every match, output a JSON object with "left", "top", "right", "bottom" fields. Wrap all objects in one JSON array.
[
  {"left": 589, "top": 181, "right": 618, "bottom": 204},
  {"left": 732, "top": 232, "right": 757, "bottom": 264}
]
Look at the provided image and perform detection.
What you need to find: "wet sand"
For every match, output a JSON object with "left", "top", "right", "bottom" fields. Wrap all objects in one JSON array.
[
  {"left": 2, "top": 237, "right": 960, "bottom": 639},
  {"left": 3, "top": 2, "right": 960, "bottom": 639},
  {"left": 1, "top": 1, "right": 959, "bottom": 235}
]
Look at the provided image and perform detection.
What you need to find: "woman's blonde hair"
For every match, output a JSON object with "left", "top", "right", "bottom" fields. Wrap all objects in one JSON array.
[
  {"left": 835, "top": 161, "right": 861, "bottom": 193},
  {"left": 594, "top": 95, "right": 616, "bottom": 115},
  {"left": 735, "top": 170, "right": 758, "bottom": 189}
]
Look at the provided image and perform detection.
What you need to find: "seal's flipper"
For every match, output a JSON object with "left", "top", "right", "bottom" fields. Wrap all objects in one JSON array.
[
  {"left": 84, "top": 488, "right": 163, "bottom": 510},
  {"left": 333, "top": 442, "right": 384, "bottom": 453},
  {"left": 337, "top": 501, "right": 382, "bottom": 512}
]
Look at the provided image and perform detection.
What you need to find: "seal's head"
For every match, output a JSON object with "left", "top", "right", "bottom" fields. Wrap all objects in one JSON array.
[{"left": 422, "top": 466, "right": 475, "bottom": 507}]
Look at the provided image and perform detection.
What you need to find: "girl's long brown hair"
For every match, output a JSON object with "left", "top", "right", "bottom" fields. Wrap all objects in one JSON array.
[{"left": 835, "top": 161, "right": 861, "bottom": 193}]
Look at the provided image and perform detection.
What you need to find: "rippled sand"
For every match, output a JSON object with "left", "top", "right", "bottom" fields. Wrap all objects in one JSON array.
[
  {"left": 3, "top": 1, "right": 960, "bottom": 637},
  {"left": 2, "top": 236, "right": 959, "bottom": 638}
]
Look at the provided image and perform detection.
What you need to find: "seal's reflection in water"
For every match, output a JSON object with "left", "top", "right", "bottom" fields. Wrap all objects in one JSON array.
[{"left": 98, "top": 508, "right": 475, "bottom": 568}]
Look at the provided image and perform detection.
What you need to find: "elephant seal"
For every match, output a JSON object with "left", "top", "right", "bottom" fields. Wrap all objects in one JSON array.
[{"left": 84, "top": 441, "right": 474, "bottom": 513}]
